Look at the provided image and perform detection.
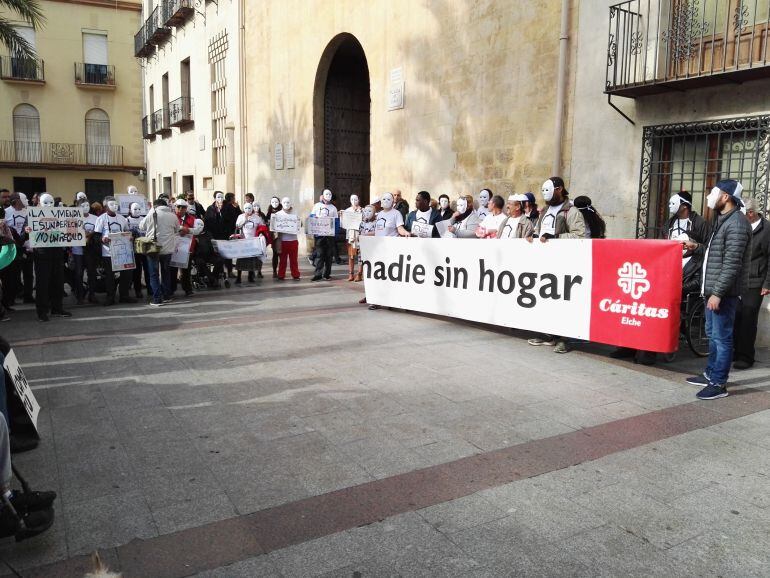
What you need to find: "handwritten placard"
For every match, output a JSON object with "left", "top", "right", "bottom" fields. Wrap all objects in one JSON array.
[
  {"left": 270, "top": 213, "right": 300, "bottom": 235},
  {"left": 213, "top": 237, "right": 266, "bottom": 259},
  {"left": 341, "top": 210, "right": 363, "bottom": 230},
  {"left": 27, "top": 207, "right": 85, "bottom": 248},
  {"left": 3, "top": 349, "right": 40, "bottom": 431},
  {"left": 411, "top": 222, "right": 434, "bottom": 238},
  {"left": 170, "top": 235, "right": 193, "bottom": 269},
  {"left": 118, "top": 195, "right": 148, "bottom": 216},
  {"left": 306, "top": 216, "right": 335, "bottom": 236},
  {"left": 110, "top": 232, "right": 136, "bottom": 271}
]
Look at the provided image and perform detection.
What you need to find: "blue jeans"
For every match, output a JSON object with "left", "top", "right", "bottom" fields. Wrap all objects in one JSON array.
[
  {"left": 146, "top": 254, "right": 171, "bottom": 304},
  {"left": 704, "top": 295, "right": 738, "bottom": 386}
]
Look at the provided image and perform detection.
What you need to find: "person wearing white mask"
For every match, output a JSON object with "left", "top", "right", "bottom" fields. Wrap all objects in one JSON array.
[
  {"left": 276, "top": 197, "right": 300, "bottom": 280},
  {"left": 265, "top": 196, "right": 283, "bottom": 278},
  {"left": 31, "top": 194, "right": 72, "bottom": 321},
  {"left": 374, "top": 192, "right": 409, "bottom": 237},
  {"left": 234, "top": 202, "right": 264, "bottom": 283},
  {"left": 344, "top": 194, "right": 363, "bottom": 281},
  {"left": 310, "top": 189, "right": 340, "bottom": 281},
  {"left": 475, "top": 195, "right": 507, "bottom": 238},
  {"left": 438, "top": 194, "right": 453, "bottom": 221},
  {"left": 126, "top": 202, "right": 149, "bottom": 299},
  {"left": 2, "top": 193, "right": 34, "bottom": 305},
  {"left": 528, "top": 177, "right": 585, "bottom": 354},
  {"left": 72, "top": 194, "right": 100, "bottom": 304},
  {"left": 94, "top": 196, "right": 136, "bottom": 306},
  {"left": 169, "top": 199, "right": 202, "bottom": 296},
  {"left": 476, "top": 189, "right": 492, "bottom": 221},
  {"left": 446, "top": 195, "right": 480, "bottom": 238}
]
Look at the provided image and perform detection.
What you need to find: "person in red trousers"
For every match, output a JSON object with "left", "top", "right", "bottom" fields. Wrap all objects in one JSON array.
[{"left": 277, "top": 196, "right": 300, "bottom": 280}]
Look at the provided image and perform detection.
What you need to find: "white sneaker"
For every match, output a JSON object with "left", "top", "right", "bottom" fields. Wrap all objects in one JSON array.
[
  {"left": 148, "top": 302, "right": 163, "bottom": 308},
  {"left": 528, "top": 337, "right": 556, "bottom": 346}
]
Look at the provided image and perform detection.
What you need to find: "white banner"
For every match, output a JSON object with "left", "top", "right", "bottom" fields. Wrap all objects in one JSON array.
[
  {"left": 3, "top": 349, "right": 40, "bottom": 431},
  {"left": 27, "top": 207, "right": 86, "bottom": 248},
  {"left": 341, "top": 210, "right": 363, "bottom": 231},
  {"left": 360, "top": 237, "right": 593, "bottom": 339},
  {"left": 170, "top": 235, "right": 193, "bottom": 269},
  {"left": 117, "top": 195, "right": 148, "bottom": 216},
  {"left": 306, "top": 216, "right": 335, "bottom": 236},
  {"left": 110, "top": 232, "right": 136, "bottom": 271},
  {"left": 270, "top": 214, "right": 300, "bottom": 235},
  {"left": 213, "top": 237, "right": 266, "bottom": 259}
]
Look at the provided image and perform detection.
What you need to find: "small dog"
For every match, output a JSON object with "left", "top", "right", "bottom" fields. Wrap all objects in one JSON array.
[{"left": 83, "top": 552, "right": 122, "bottom": 578}]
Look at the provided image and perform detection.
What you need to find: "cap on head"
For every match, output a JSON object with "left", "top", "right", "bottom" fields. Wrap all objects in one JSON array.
[
  {"left": 715, "top": 179, "right": 744, "bottom": 206},
  {"left": 174, "top": 199, "right": 188, "bottom": 208}
]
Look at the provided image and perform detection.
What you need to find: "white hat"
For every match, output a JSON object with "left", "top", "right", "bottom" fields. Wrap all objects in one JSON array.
[
  {"left": 509, "top": 193, "right": 528, "bottom": 202},
  {"left": 371, "top": 195, "right": 381, "bottom": 204},
  {"left": 174, "top": 199, "right": 188, "bottom": 207}
]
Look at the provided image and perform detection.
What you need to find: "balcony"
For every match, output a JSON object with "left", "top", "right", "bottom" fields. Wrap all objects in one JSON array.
[
  {"left": 142, "top": 115, "right": 155, "bottom": 139},
  {"left": 163, "top": 0, "right": 194, "bottom": 27},
  {"left": 0, "top": 141, "right": 126, "bottom": 170},
  {"left": 606, "top": 0, "right": 770, "bottom": 97},
  {"left": 134, "top": 23, "right": 155, "bottom": 58},
  {"left": 0, "top": 56, "right": 44, "bottom": 83},
  {"left": 74, "top": 63, "right": 115, "bottom": 88},
  {"left": 168, "top": 96, "right": 193, "bottom": 127},
  {"left": 152, "top": 108, "right": 171, "bottom": 135},
  {"left": 147, "top": 6, "right": 171, "bottom": 45}
]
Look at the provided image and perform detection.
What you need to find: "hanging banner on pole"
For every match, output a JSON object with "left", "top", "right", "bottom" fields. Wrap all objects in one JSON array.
[{"left": 359, "top": 238, "right": 682, "bottom": 353}]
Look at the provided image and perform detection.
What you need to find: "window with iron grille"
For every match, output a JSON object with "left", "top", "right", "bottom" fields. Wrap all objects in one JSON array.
[
  {"left": 209, "top": 32, "right": 228, "bottom": 175},
  {"left": 637, "top": 115, "right": 770, "bottom": 238}
]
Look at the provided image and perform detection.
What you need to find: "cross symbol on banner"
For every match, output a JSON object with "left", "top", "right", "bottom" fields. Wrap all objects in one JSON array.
[{"left": 617, "top": 262, "right": 651, "bottom": 300}]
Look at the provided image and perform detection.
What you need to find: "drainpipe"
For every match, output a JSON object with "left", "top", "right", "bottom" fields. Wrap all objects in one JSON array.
[
  {"left": 238, "top": 0, "right": 248, "bottom": 200},
  {"left": 552, "top": 0, "right": 570, "bottom": 176}
]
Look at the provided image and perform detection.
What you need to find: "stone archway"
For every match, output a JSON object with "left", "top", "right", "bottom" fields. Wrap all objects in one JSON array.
[{"left": 313, "top": 34, "right": 371, "bottom": 208}]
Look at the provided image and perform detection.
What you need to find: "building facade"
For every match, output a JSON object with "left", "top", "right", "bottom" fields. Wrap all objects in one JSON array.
[
  {"left": 0, "top": 0, "right": 145, "bottom": 202},
  {"left": 137, "top": 0, "right": 244, "bottom": 204}
]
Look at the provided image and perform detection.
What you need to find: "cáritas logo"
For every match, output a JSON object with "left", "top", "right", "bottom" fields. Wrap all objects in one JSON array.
[
  {"left": 617, "top": 262, "right": 650, "bottom": 299},
  {"left": 598, "top": 261, "right": 669, "bottom": 322}
]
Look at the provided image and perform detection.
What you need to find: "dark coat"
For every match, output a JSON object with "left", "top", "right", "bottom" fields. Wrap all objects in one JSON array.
[
  {"left": 746, "top": 215, "right": 770, "bottom": 291},
  {"left": 667, "top": 210, "right": 711, "bottom": 244},
  {"left": 703, "top": 207, "right": 752, "bottom": 298},
  {"left": 204, "top": 204, "right": 227, "bottom": 240}
]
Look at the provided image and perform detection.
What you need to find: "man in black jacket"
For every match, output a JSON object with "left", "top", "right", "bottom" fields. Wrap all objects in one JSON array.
[
  {"left": 684, "top": 179, "right": 751, "bottom": 400},
  {"left": 733, "top": 198, "right": 770, "bottom": 369},
  {"left": 404, "top": 191, "right": 442, "bottom": 238}
]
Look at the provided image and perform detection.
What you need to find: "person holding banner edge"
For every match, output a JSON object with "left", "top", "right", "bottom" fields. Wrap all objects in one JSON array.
[
  {"left": 344, "top": 195, "right": 363, "bottom": 281},
  {"left": 311, "top": 189, "right": 339, "bottom": 281},
  {"left": 526, "top": 177, "right": 586, "bottom": 353}
]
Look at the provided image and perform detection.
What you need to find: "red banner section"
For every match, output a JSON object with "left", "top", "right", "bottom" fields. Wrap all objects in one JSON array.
[{"left": 589, "top": 240, "right": 683, "bottom": 353}]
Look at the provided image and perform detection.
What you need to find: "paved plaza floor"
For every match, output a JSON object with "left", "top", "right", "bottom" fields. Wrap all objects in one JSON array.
[{"left": 2, "top": 264, "right": 769, "bottom": 577}]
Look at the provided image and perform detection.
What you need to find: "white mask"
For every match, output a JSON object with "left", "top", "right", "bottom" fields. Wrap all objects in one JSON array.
[
  {"left": 706, "top": 187, "right": 722, "bottom": 210},
  {"left": 478, "top": 190, "right": 490, "bottom": 205},
  {"left": 80, "top": 201, "right": 91, "bottom": 214},
  {"left": 381, "top": 193, "right": 394, "bottom": 210},
  {"left": 127, "top": 185, "right": 139, "bottom": 195},
  {"left": 40, "top": 193, "right": 55, "bottom": 207},
  {"left": 668, "top": 195, "right": 683, "bottom": 215},
  {"left": 456, "top": 198, "right": 468, "bottom": 213},
  {"left": 107, "top": 201, "right": 119, "bottom": 213},
  {"left": 282, "top": 197, "right": 292, "bottom": 211},
  {"left": 363, "top": 206, "right": 374, "bottom": 219},
  {"left": 215, "top": 193, "right": 224, "bottom": 202},
  {"left": 350, "top": 194, "right": 359, "bottom": 207},
  {"left": 130, "top": 204, "right": 141, "bottom": 218},
  {"left": 542, "top": 180, "right": 555, "bottom": 203},
  {"left": 244, "top": 203, "right": 254, "bottom": 214},
  {"left": 322, "top": 189, "right": 333, "bottom": 203},
  {"left": 270, "top": 198, "right": 280, "bottom": 209},
  {"left": 439, "top": 198, "right": 449, "bottom": 210},
  {"left": 253, "top": 203, "right": 261, "bottom": 213}
]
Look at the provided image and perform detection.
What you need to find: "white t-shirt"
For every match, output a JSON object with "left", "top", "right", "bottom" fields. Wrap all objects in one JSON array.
[
  {"left": 4, "top": 207, "right": 26, "bottom": 238},
  {"left": 236, "top": 214, "right": 263, "bottom": 239},
  {"left": 415, "top": 209, "right": 432, "bottom": 224},
  {"left": 478, "top": 212, "right": 507, "bottom": 238},
  {"left": 541, "top": 203, "right": 565, "bottom": 237},
  {"left": 72, "top": 213, "right": 98, "bottom": 256},
  {"left": 311, "top": 202, "right": 339, "bottom": 219},
  {"left": 374, "top": 209, "right": 404, "bottom": 237},
  {"left": 498, "top": 215, "right": 522, "bottom": 239},
  {"left": 276, "top": 209, "right": 298, "bottom": 242},
  {"left": 94, "top": 212, "right": 129, "bottom": 257}
]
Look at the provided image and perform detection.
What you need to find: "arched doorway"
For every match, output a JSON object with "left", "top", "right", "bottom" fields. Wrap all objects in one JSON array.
[{"left": 313, "top": 34, "right": 371, "bottom": 208}]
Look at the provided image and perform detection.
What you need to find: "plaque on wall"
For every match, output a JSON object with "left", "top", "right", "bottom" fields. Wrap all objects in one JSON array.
[
  {"left": 274, "top": 143, "right": 284, "bottom": 170},
  {"left": 285, "top": 142, "right": 295, "bottom": 169}
]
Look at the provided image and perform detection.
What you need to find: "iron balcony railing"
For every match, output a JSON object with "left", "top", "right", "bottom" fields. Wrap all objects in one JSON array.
[
  {"left": 607, "top": 0, "right": 770, "bottom": 97},
  {"left": 142, "top": 115, "right": 154, "bottom": 139},
  {"left": 147, "top": 6, "right": 172, "bottom": 45},
  {"left": 152, "top": 108, "right": 171, "bottom": 134},
  {"left": 0, "top": 56, "right": 44, "bottom": 82},
  {"left": 74, "top": 63, "right": 115, "bottom": 86},
  {"left": 134, "top": 21, "right": 155, "bottom": 58},
  {"left": 0, "top": 141, "right": 124, "bottom": 167},
  {"left": 168, "top": 96, "right": 193, "bottom": 127},
  {"left": 163, "top": 0, "right": 194, "bottom": 27}
]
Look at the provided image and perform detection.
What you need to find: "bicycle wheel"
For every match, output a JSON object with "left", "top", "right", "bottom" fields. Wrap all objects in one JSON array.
[{"left": 686, "top": 297, "right": 709, "bottom": 357}]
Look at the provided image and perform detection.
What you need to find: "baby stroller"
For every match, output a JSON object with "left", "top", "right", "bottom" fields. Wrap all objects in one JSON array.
[{"left": 191, "top": 232, "right": 230, "bottom": 290}]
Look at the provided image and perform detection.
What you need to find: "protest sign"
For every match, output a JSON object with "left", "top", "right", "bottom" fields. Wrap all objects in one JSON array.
[
  {"left": 435, "top": 219, "right": 450, "bottom": 237},
  {"left": 341, "top": 210, "right": 363, "bottom": 231},
  {"left": 360, "top": 238, "right": 682, "bottom": 353},
  {"left": 170, "top": 235, "right": 193, "bottom": 269},
  {"left": 270, "top": 213, "right": 300, "bottom": 235},
  {"left": 27, "top": 207, "right": 85, "bottom": 248},
  {"left": 213, "top": 237, "right": 266, "bottom": 259},
  {"left": 109, "top": 232, "right": 136, "bottom": 271},
  {"left": 306, "top": 216, "right": 336, "bottom": 236},
  {"left": 410, "top": 222, "right": 434, "bottom": 238},
  {"left": 117, "top": 195, "right": 148, "bottom": 216},
  {"left": 3, "top": 350, "right": 40, "bottom": 431}
]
